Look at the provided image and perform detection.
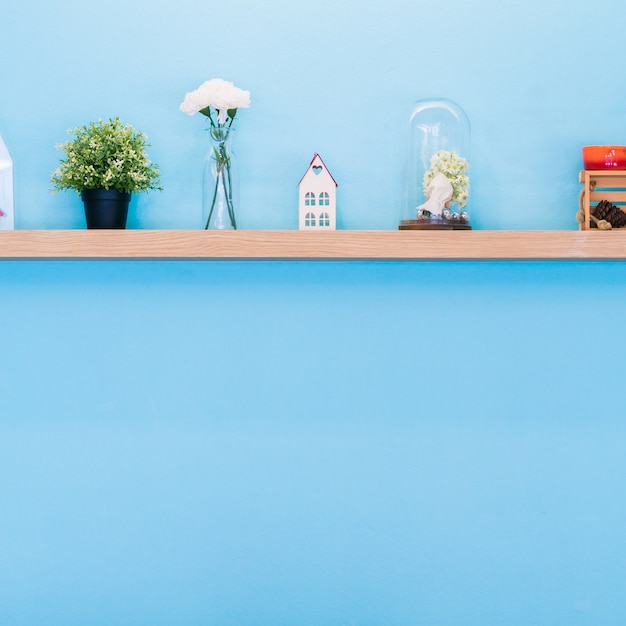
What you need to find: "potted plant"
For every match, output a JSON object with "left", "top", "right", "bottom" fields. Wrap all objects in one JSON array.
[{"left": 51, "top": 117, "right": 162, "bottom": 228}]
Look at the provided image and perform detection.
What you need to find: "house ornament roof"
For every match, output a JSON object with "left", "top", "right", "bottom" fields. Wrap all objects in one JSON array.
[{"left": 298, "top": 153, "right": 338, "bottom": 187}]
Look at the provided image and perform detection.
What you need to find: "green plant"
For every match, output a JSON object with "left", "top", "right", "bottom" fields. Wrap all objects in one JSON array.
[{"left": 51, "top": 117, "right": 162, "bottom": 194}]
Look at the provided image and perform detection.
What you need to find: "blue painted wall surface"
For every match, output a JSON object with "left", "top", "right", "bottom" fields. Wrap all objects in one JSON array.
[{"left": 2, "top": 1, "right": 626, "bottom": 625}]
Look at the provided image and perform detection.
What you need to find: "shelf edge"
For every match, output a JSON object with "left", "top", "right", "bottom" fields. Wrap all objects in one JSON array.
[{"left": 1, "top": 229, "right": 625, "bottom": 261}]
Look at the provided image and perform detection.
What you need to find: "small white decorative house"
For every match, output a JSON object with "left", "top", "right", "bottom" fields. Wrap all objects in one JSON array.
[
  {"left": 0, "top": 133, "right": 14, "bottom": 230},
  {"left": 298, "top": 153, "right": 337, "bottom": 230}
]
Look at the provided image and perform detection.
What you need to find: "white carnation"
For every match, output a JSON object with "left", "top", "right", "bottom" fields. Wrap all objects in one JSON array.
[{"left": 180, "top": 78, "right": 251, "bottom": 122}]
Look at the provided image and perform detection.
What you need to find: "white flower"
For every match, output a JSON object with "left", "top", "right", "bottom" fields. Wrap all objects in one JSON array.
[{"left": 180, "top": 78, "right": 251, "bottom": 123}]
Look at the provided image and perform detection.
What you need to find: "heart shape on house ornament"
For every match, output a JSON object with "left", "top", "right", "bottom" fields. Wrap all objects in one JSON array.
[{"left": 312, "top": 165, "right": 322, "bottom": 175}]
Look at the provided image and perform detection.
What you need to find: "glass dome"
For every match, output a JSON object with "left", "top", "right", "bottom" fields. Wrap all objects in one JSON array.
[
  {"left": 0, "top": 133, "right": 14, "bottom": 230},
  {"left": 400, "top": 98, "right": 471, "bottom": 229}
]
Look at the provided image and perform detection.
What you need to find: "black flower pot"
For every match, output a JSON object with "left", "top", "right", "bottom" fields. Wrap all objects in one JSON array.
[{"left": 81, "top": 189, "right": 131, "bottom": 229}]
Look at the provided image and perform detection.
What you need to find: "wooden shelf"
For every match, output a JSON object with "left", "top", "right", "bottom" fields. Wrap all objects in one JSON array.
[{"left": 1, "top": 229, "right": 626, "bottom": 260}]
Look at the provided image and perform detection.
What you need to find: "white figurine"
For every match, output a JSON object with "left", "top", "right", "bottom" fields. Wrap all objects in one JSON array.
[{"left": 416, "top": 172, "right": 452, "bottom": 219}]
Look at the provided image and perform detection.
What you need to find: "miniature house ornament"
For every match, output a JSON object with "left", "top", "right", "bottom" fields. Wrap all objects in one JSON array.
[
  {"left": 400, "top": 98, "right": 471, "bottom": 230},
  {"left": 298, "top": 153, "right": 337, "bottom": 230},
  {"left": 0, "top": 133, "right": 14, "bottom": 230}
]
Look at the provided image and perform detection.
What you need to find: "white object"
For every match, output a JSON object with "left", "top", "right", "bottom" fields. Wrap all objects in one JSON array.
[
  {"left": 298, "top": 153, "right": 337, "bottom": 230},
  {"left": 0, "top": 134, "right": 14, "bottom": 230},
  {"left": 416, "top": 172, "right": 452, "bottom": 218}
]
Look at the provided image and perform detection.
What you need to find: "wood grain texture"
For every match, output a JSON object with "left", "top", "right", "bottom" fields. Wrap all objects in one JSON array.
[{"left": 2, "top": 230, "right": 626, "bottom": 260}]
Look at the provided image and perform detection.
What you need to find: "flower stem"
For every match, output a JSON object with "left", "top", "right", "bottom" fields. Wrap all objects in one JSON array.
[{"left": 204, "top": 121, "right": 237, "bottom": 229}]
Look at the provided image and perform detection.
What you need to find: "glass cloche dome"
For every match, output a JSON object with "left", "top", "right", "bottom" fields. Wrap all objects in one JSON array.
[{"left": 400, "top": 98, "right": 471, "bottom": 230}]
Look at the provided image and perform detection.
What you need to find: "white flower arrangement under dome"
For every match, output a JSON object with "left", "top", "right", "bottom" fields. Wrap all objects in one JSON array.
[{"left": 180, "top": 78, "right": 251, "bottom": 124}]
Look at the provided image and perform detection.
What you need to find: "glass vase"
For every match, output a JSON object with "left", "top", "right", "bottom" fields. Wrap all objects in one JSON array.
[{"left": 203, "top": 125, "right": 238, "bottom": 230}]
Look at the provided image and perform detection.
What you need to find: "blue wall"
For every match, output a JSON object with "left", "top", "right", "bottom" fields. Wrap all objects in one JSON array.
[{"left": 2, "top": 1, "right": 626, "bottom": 624}]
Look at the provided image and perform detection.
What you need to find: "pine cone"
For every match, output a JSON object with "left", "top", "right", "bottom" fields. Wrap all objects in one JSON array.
[{"left": 592, "top": 200, "right": 626, "bottom": 228}]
